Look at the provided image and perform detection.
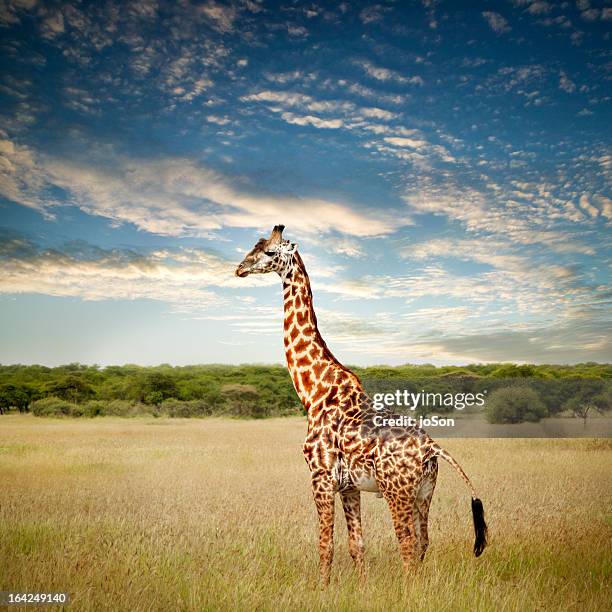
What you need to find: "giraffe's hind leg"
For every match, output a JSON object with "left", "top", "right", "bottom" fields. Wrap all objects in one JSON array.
[
  {"left": 376, "top": 439, "right": 420, "bottom": 573},
  {"left": 385, "top": 492, "right": 418, "bottom": 573},
  {"left": 414, "top": 457, "right": 438, "bottom": 561},
  {"left": 340, "top": 488, "right": 365, "bottom": 578}
]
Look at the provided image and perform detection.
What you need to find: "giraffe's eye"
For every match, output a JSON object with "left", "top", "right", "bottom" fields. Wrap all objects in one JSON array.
[{"left": 264, "top": 250, "right": 275, "bottom": 256}]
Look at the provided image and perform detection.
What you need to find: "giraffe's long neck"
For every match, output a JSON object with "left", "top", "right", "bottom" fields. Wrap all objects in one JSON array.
[{"left": 282, "top": 252, "right": 358, "bottom": 412}]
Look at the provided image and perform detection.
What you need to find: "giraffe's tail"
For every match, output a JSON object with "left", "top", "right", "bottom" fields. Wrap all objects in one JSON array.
[{"left": 431, "top": 442, "right": 488, "bottom": 557}]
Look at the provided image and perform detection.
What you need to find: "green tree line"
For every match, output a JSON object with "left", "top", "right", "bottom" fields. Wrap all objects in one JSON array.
[{"left": 0, "top": 362, "right": 610, "bottom": 420}]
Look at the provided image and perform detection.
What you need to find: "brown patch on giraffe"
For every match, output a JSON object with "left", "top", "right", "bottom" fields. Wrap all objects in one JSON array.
[
  {"left": 344, "top": 430, "right": 358, "bottom": 444},
  {"left": 303, "top": 444, "right": 314, "bottom": 463},
  {"left": 296, "top": 355, "right": 312, "bottom": 368},
  {"left": 325, "top": 385, "right": 339, "bottom": 406},
  {"left": 348, "top": 390, "right": 359, "bottom": 404},
  {"left": 312, "top": 361, "right": 327, "bottom": 379},
  {"left": 301, "top": 370, "right": 313, "bottom": 392},
  {"left": 294, "top": 338, "right": 309, "bottom": 354},
  {"left": 296, "top": 311, "right": 309, "bottom": 327},
  {"left": 309, "top": 346, "right": 321, "bottom": 361},
  {"left": 289, "top": 326, "right": 300, "bottom": 343},
  {"left": 301, "top": 325, "right": 315, "bottom": 337},
  {"left": 311, "top": 383, "right": 327, "bottom": 404},
  {"left": 322, "top": 368, "right": 336, "bottom": 384},
  {"left": 334, "top": 371, "right": 348, "bottom": 385}
]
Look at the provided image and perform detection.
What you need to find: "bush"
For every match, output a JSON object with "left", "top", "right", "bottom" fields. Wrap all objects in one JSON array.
[
  {"left": 82, "top": 400, "right": 107, "bottom": 417},
  {"left": 103, "top": 400, "right": 154, "bottom": 417},
  {"left": 30, "top": 397, "right": 74, "bottom": 417},
  {"left": 161, "top": 399, "right": 210, "bottom": 418},
  {"left": 221, "top": 384, "right": 265, "bottom": 418},
  {"left": 485, "top": 386, "right": 547, "bottom": 424}
]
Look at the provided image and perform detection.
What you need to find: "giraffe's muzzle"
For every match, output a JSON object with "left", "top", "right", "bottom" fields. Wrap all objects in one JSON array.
[{"left": 235, "top": 265, "right": 249, "bottom": 277}]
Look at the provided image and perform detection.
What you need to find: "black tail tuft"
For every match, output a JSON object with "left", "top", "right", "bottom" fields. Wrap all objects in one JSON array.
[{"left": 471, "top": 497, "right": 487, "bottom": 557}]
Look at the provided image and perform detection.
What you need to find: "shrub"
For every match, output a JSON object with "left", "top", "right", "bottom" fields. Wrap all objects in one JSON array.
[
  {"left": 69, "top": 403, "right": 85, "bottom": 417},
  {"left": 104, "top": 400, "right": 157, "bottom": 417},
  {"left": 161, "top": 399, "right": 210, "bottom": 418},
  {"left": 30, "top": 397, "right": 74, "bottom": 417},
  {"left": 485, "top": 386, "right": 547, "bottom": 424},
  {"left": 221, "top": 384, "right": 265, "bottom": 418},
  {"left": 83, "top": 400, "right": 107, "bottom": 417}
]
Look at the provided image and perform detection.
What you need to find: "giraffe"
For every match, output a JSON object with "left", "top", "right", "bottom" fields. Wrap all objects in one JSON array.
[{"left": 235, "top": 225, "right": 487, "bottom": 584}]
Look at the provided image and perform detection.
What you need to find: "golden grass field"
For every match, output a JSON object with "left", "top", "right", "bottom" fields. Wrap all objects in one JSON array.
[{"left": 1, "top": 415, "right": 611, "bottom": 611}]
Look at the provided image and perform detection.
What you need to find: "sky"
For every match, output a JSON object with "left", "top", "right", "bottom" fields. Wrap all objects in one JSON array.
[{"left": 0, "top": 0, "right": 610, "bottom": 367}]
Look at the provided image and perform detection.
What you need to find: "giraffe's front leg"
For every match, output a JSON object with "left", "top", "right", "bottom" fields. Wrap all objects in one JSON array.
[
  {"left": 341, "top": 488, "right": 365, "bottom": 579},
  {"left": 312, "top": 471, "right": 335, "bottom": 586}
]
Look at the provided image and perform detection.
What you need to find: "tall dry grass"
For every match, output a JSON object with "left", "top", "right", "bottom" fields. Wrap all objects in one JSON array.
[{"left": 0, "top": 415, "right": 610, "bottom": 611}]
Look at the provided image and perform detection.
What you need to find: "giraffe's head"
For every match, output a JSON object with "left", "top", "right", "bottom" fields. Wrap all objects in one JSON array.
[{"left": 235, "top": 224, "right": 297, "bottom": 278}]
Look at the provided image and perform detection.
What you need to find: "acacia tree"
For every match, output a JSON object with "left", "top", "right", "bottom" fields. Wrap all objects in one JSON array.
[
  {"left": 485, "top": 386, "right": 547, "bottom": 424},
  {"left": 45, "top": 375, "right": 95, "bottom": 405},
  {"left": 221, "top": 384, "right": 261, "bottom": 417},
  {"left": 563, "top": 379, "right": 610, "bottom": 427},
  {"left": 0, "top": 384, "right": 34, "bottom": 414}
]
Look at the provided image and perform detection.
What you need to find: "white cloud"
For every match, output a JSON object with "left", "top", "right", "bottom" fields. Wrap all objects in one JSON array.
[
  {"left": 482, "top": 11, "right": 511, "bottom": 33},
  {"left": 1, "top": 139, "right": 406, "bottom": 238},
  {"left": 279, "top": 112, "right": 343, "bottom": 129},
  {"left": 359, "top": 107, "right": 397, "bottom": 121},
  {"left": 342, "top": 81, "right": 407, "bottom": 105},
  {"left": 593, "top": 194, "right": 612, "bottom": 220},
  {"left": 559, "top": 71, "right": 576, "bottom": 93},
  {"left": 329, "top": 238, "right": 366, "bottom": 258},
  {"left": 39, "top": 9, "right": 65, "bottom": 38},
  {"left": 401, "top": 175, "right": 604, "bottom": 246},
  {"left": 527, "top": 1, "right": 552, "bottom": 15},
  {"left": 0, "top": 2, "right": 21, "bottom": 26},
  {"left": 374, "top": 136, "right": 456, "bottom": 165},
  {"left": 356, "top": 60, "right": 424, "bottom": 85},
  {"left": 384, "top": 136, "right": 428, "bottom": 149},
  {"left": 578, "top": 194, "right": 599, "bottom": 218},
  {"left": 206, "top": 115, "right": 232, "bottom": 125},
  {"left": 241, "top": 90, "right": 313, "bottom": 107},
  {"left": 0, "top": 242, "right": 248, "bottom": 309},
  {"left": 263, "top": 70, "right": 307, "bottom": 84},
  {"left": 241, "top": 90, "right": 354, "bottom": 115},
  {"left": 580, "top": 8, "right": 600, "bottom": 21},
  {"left": 480, "top": 65, "right": 547, "bottom": 101},
  {"left": 0, "top": 138, "right": 47, "bottom": 212},
  {"left": 200, "top": 1, "right": 236, "bottom": 33},
  {"left": 359, "top": 4, "right": 387, "bottom": 24}
]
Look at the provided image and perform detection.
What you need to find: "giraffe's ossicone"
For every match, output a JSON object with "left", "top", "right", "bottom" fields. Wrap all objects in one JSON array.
[{"left": 236, "top": 225, "right": 487, "bottom": 584}]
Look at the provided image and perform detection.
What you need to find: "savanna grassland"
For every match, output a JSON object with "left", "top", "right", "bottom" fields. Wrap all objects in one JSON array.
[{"left": 0, "top": 415, "right": 610, "bottom": 611}]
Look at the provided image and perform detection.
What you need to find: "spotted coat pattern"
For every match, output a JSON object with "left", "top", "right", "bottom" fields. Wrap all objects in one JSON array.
[{"left": 236, "top": 226, "right": 486, "bottom": 584}]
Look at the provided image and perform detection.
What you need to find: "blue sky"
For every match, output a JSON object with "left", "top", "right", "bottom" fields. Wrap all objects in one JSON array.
[{"left": 0, "top": 0, "right": 610, "bottom": 366}]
